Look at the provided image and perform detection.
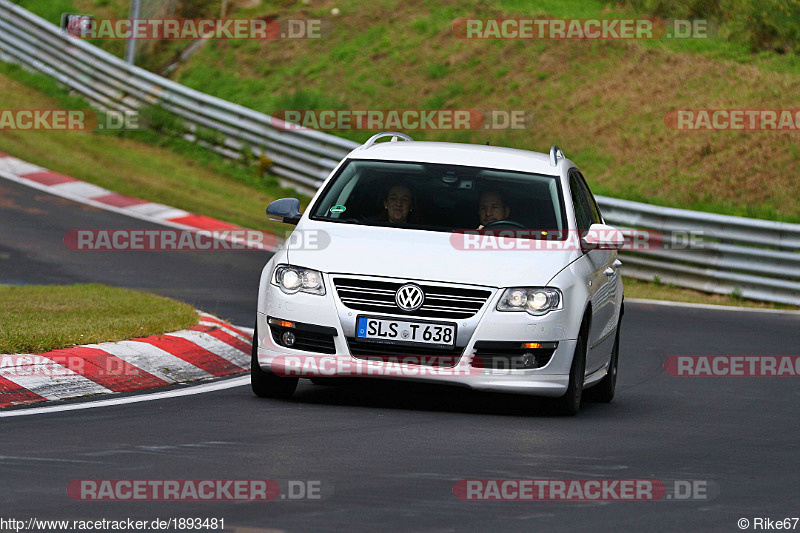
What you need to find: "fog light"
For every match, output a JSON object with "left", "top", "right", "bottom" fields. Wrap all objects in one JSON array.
[
  {"left": 281, "top": 331, "right": 296, "bottom": 347},
  {"left": 521, "top": 352, "right": 537, "bottom": 368}
]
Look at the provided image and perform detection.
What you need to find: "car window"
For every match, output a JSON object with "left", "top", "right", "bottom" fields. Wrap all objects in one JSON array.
[
  {"left": 576, "top": 172, "right": 603, "bottom": 225},
  {"left": 310, "top": 159, "right": 569, "bottom": 238},
  {"left": 569, "top": 173, "right": 592, "bottom": 231}
]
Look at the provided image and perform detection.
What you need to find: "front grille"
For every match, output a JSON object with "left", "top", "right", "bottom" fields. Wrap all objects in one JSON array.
[
  {"left": 346, "top": 338, "right": 464, "bottom": 367},
  {"left": 471, "top": 341, "right": 558, "bottom": 370},
  {"left": 333, "top": 278, "right": 491, "bottom": 319}
]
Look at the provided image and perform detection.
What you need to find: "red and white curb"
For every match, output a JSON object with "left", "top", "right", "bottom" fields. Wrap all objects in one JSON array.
[
  {"left": 0, "top": 313, "right": 253, "bottom": 409},
  {"left": 0, "top": 152, "right": 278, "bottom": 249}
]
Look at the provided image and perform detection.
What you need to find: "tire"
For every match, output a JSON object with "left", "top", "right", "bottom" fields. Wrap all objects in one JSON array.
[
  {"left": 585, "top": 321, "right": 620, "bottom": 403},
  {"left": 251, "top": 321, "right": 298, "bottom": 399},
  {"left": 550, "top": 332, "right": 587, "bottom": 416}
]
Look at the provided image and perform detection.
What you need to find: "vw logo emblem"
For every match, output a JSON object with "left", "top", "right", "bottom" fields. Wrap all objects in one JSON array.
[{"left": 395, "top": 283, "right": 424, "bottom": 312}]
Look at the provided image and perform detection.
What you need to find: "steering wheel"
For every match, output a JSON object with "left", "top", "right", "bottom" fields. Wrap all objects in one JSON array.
[{"left": 482, "top": 219, "right": 526, "bottom": 229}]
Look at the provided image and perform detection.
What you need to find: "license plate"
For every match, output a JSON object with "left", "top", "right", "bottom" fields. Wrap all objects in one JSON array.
[{"left": 356, "top": 316, "right": 456, "bottom": 347}]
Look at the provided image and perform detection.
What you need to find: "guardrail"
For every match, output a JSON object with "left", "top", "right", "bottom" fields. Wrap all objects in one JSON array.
[
  {"left": 597, "top": 197, "right": 800, "bottom": 305},
  {"left": 0, "top": 0, "right": 356, "bottom": 195},
  {"left": 1, "top": 0, "right": 799, "bottom": 305}
]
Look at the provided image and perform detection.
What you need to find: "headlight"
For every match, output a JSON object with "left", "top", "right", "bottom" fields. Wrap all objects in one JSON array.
[
  {"left": 497, "top": 287, "right": 562, "bottom": 316},
  {"left": 272, "top": 265, "right": 325, "bottom": 295}
]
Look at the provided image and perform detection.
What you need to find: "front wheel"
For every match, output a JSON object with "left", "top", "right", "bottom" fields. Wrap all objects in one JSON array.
[
  {"left": 251, "top": 322, "right": 298, "bottom": 399},
  {"left": 550, "top": 333, "right": 586, "bottom": 416},
  {"left": 585, "top": 322, "right": 620, "bottom": 403}
]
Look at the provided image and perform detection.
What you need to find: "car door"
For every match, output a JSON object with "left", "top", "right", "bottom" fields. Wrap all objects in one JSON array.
[{"left": 569, "top": 170, "right": 618, "bottom": 374}]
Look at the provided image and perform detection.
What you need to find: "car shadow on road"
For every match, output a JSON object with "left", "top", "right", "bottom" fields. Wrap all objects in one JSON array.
[{"left": 272, "top": 378, "right": 616, "bottom": 418}]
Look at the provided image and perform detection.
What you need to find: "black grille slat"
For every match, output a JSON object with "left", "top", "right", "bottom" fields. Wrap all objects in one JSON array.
[
  {"left": 339, "top": 297, "right": 396, "bottom": 306},
  {"left": 294, "top": 339, "right": 336, "bottom": 352},
  {"left": 333, "top": 278, "right": 491, "bottom": 319},
  {"left": 425, "top": 292, "right": 486, "bottom": 301},
  {"left": 337, "top": 290, "right": 395, "bottom": 299}
]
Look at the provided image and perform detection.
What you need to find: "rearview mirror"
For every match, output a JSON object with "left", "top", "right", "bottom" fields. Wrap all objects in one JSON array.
[{"left": 266, "top": 198, "right": 301, "bottom": 225}]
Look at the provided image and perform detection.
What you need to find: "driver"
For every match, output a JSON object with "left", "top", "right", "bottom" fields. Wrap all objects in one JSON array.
[
  {"left": 477, "top": 189, "right": 510, "bottom": 229},
  {"left": 382, "top": 182, "right": 414, "bottom": 224}
]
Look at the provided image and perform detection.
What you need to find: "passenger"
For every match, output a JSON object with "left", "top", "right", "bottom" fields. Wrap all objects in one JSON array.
[
  {"left": 477, "top": 189, "right": 510, "bottom": 229},
  {"left": 382, "top": 182, "right": 415, "bottom": 224}
]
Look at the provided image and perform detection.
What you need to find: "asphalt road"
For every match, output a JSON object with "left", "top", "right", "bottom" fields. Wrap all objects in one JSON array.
[{"left": 1, "top": 179, "right": 799, "bottom": 532}]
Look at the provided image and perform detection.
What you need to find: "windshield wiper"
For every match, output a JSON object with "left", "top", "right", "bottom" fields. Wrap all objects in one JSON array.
[{"left": 323, "top": 217, "right": 362, "bottom": 223}]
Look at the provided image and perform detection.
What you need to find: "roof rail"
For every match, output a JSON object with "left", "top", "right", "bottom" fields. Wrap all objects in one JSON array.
[
  {"left": 362, "top": 131, "right": 414, "bottom": 150},
  {"left": 549, "top": 145, "right": 565, "bottom": 167}
]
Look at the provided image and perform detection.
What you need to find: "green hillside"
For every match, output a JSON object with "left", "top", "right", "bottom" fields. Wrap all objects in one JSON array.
[{"left": 8, "top": 0, "right": 800, "bottom": 222}]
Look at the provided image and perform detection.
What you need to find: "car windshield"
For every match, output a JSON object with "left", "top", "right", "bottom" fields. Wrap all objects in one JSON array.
[{"left": 310, "top": 159, "right": 567, "bottom": 237}]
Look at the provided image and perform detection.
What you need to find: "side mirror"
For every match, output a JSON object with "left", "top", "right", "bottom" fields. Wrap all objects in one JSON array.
[
  {"left": 582, "top": 223, "right": 625, "bottom": 250},
  {"left": 266, "top": 198, "right": 302, "bottom": 225}
]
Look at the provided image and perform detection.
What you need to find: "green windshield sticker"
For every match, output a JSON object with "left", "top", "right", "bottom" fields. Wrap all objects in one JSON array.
[{"left": 330, "top": 205, "right": 346, "bottom": 214}]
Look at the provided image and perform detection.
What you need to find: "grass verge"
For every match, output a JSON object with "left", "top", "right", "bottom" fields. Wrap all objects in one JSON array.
[
  {"left": 0, "top": 63, "right": 307, "bottom": 235},
  {"left": 0, "top": 283, "right": 199, "bottom": 354}
]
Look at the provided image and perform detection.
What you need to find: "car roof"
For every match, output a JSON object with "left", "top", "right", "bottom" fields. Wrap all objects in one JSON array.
[{"left": 347, "top": 140, "right": 565, "bottom": 176}]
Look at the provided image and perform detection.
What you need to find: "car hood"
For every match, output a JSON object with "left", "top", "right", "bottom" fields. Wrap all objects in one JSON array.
[{"left": 286, "top": 220, "right": 578, "bottom": 287}]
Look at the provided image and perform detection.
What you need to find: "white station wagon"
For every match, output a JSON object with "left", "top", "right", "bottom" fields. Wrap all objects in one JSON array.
[{"left": 252, "top": 132, "right": 624, "bottom": 415}]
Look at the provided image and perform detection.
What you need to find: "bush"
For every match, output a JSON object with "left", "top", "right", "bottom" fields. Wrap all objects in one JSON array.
[
  {"left": 175, "top": 0, "right": 220, "bottom": 19},
  {"left": 604, "top": 0, "right": 800, "bottom": 53},
  {"left": 193, "top": 126, "right": 226, "bottom": 147},
  {"left": 732, "top": 0, "right": 800, "bottom": 53},
  {"left": 138, "top": 104, "right": 186, "bottom": 135}
]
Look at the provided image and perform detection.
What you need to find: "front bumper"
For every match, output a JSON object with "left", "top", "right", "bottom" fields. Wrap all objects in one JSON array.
[{"left": 256, "top": 274, "right": 577, "bottom": 397}]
